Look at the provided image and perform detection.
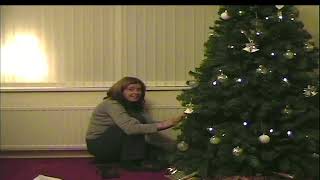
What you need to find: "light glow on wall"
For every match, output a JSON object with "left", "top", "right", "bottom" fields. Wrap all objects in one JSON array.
[{"left": 1, "top": 34, "right": 48, "bottom": 83}]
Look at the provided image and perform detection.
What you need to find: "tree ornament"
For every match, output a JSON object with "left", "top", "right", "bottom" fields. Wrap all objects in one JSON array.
[
  {"left": 255, "top": 31, "right": 263, "bottom": 36},
  {"left": 184, "top": 108, "right": 193, "bottom": 114},
  {"left": 275, "top": 5, "right": 284, "bottom": 9},
  {"left": 240, "top": 30, "right": 259, "bottom": 53},
  {"left": 184, "top": 103, "right": 194, "bottom": 114},
  {"left": 206, "top": 127, "right": 217, "bottom": 135},
  {"left": 211, "top": 80, "right": 219, "bottom": 86},
  {"left": 282, "top": 77, "right": 289, "bottom": 85},
  {"left": 235, "top": 78, "right": 247, "bottom": 85},
  {"left": 287, "top": 130, "right": 294, "bottom": 138},
  {"left": 209, "top": 136, "right": 221, "bottom": 144},
  {"left": 217, "top": 72, "right": 228, "bottom": 82},
  {"left": 242, "top": 120, "right": 251, "bottom": 127},
  {"left": 243, "top": 42, "right": 259, "bottom": 53},
  {"left": 165, "top": 167, "right": 198, "bottom": 180},
  {"left": 283, "top": 50, "right": 295, "bottom": 59},
  {"left": 259, "top": 134, "right": 270, "bottom": 144},
  {"left": 304, "top": 42, "right": 315, "bottom": 52},
  {"left": 165, "top": 167, "right": 178, "bottom": 176},
  {"left": 256, "top": 65, "right": 268, "bottom": 74},
  {"left": 303, "top": 85, "right": 318, "bottom": 97},
  {"left": 238, "top": 10, "right": 245, "bottom": 16},
  {"left": 277, "top": 15, "right": 283, "bottom": 21},
  {"left": 232, "top": 146, "right": 243, "bottom": 156},
  {"left": 312, "top": 153, "right": 319, "bottom": 159},
  {"left": 282, "top": 105, "right": 292, "bottom": 115},
  {"left": 220, "top": 10, "right": 231, "bottom": 20},
  {"left": 177, "top": 141, "right": 189, "bottom": 151},
  {"left": 272, "top": 172, "right": 295, "bottom": 179},
  {"left": 275, "top": 6, "right": 284, "bottom": 21}
]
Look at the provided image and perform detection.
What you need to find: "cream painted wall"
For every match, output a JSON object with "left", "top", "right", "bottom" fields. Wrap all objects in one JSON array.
[{"left": 297, "top": 5, "right": 319, "bottom": 46}]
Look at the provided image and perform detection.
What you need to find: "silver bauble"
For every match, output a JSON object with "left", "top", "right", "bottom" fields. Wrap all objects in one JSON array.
[
  {"left": 256, "top": 65, "right": 268, "bottom": 74},
  {"left": 304, "top": 43, "right": 315, "bottom": 52},
  {"left": 312, "top": 153, "right": 319, "bottom": 159},
  {"left": 283, "top": 50, "right": 294, "bottom": 59},
  {"left": 177, "top": 141, "right": 189, "bottom": 151},
  {"left": 209, "top": 136, "right": 221, "bottom": 144}
]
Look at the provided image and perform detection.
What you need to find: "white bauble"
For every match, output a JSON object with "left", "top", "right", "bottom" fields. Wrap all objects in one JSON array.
[
  {"left": 221, "top": 10, "right": 231, "bottom": 20},
  {"left": 283, "top": 50, "right": 294, "bottom": 59},
  {"left": 259, "top": 134, "right": 270, "bottom": 144}
]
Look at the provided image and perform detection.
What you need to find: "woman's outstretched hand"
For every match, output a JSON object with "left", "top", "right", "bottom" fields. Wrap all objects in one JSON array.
[{"left": 157, "top": 113, "right": 187, "bottom": 131}]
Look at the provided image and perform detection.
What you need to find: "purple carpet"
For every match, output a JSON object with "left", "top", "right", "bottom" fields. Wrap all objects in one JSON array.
[{"left": 0, "top": 158, "right": 168, "bottom": 180}]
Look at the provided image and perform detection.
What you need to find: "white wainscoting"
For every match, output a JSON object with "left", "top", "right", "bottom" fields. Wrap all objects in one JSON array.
[{"left": 0, "top": 105, "right": 184, "bottom": 151}]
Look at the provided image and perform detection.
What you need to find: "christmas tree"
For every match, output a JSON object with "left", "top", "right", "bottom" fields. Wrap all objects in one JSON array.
[{"left": 170, "top": 5, "right": 319, "bottom": 180}]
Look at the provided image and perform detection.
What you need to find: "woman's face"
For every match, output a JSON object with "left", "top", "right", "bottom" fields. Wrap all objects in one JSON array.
[{"left": 123, "top": 83, "right": 142, "bottom": 102}]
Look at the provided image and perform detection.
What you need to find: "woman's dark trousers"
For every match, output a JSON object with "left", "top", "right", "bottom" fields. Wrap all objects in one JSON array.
[{"left": 86, "top": 126, "right": 147, "bottom": 163}]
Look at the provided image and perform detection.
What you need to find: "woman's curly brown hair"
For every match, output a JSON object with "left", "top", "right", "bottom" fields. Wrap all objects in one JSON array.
[{"left": 104, "top": 76, "right": 146, "bottom": 109}]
